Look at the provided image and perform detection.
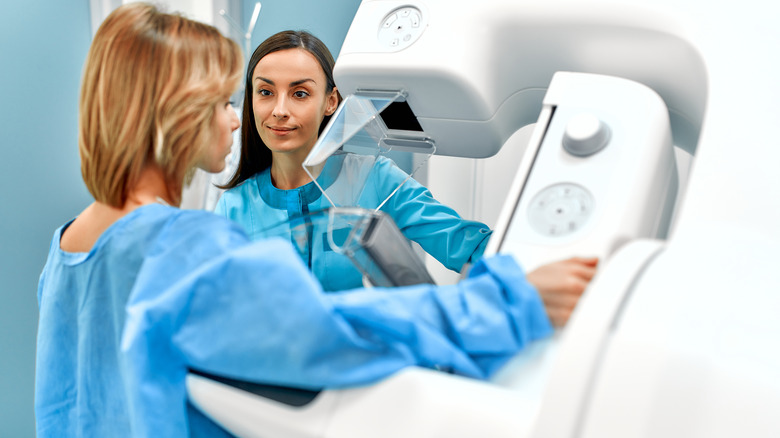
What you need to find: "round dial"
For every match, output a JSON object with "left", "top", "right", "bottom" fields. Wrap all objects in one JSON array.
[
  {"left": 528, "top": 183, "right": 595, "bottom": 237},
  {"left": 378, "top": 7, "right": 425, "bottom": 50}
]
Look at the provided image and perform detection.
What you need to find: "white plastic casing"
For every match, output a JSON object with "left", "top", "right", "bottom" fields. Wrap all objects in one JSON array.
[
  {"left": 188, "top": 367, "right": 542, "bottom": 438},
  {"left": 487, "top": 72, "right": 678, "bottom": 272},
  {"left": 575, "top": 227, "right": 780, "bottom": 438},
  {"left": 335, "top": 0, "right": 706, "bottom": 158}
]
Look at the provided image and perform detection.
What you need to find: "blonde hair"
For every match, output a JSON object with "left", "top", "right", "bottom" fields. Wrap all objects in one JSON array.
[{"left": 79, "top": 2, "right": 243, "bottom": 207}]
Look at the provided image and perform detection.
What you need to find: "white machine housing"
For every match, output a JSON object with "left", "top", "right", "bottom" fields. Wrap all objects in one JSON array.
[
  {"left": 487, "top": 71, "right": 677, "bottom": 271},
  {"left": 334, "top": 0, "right": 706, "bottom": 158},
  {"left": 188, "top": 1, "right": 780, "bottom": 437}
]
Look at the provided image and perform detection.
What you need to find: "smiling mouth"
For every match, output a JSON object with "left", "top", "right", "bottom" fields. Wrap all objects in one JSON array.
[{"left": 268, "top": 126, "right": 295, "bottom": 135}]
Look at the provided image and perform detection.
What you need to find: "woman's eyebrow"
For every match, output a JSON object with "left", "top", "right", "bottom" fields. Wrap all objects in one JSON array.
[
  {"left": 290, "top": 78, "right": 316, "bottom": 87},
  {"left": 254, "top": 76, "right": 274, "bottom": 85},
  {"left": 253, "top": 76, "right": 316, "bottom": 87}
]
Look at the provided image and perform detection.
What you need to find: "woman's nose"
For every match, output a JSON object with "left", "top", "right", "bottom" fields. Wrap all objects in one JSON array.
[
  {"left": 272, "top": 96, "right": 289, "bottom": 119},
  {"left": 230, "top": 109, "right": 240, "bottom": 131}
]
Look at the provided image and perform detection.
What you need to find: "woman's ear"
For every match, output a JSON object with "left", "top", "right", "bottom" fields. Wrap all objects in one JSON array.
[{"left": 325, "top": 87, "right": 339, "bottom": 116}]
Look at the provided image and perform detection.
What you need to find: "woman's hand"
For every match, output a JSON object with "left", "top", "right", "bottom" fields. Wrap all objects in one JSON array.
[{"left": 526, "top": 257, "right": 599, "bottom": 328}]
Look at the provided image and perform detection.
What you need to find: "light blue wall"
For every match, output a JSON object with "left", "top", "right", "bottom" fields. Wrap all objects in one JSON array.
[
  {"left": 0, "top": 0, "right": 93, "bottom": 436},
  {"left": 241, "top": 0, "right": 362, "bottom": 61}
]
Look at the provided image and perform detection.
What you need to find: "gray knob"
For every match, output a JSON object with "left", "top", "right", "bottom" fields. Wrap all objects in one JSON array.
[{"left": 562, "top": 113, "right": 611, "bottom": 157}]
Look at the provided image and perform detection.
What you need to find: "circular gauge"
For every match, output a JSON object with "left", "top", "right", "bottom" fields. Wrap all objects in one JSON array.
[
  {"left": 528, "top": 182, "right": 595, "bottom": 237},
  {"left": 378, "top": 7, "right": 425, "bottom": 50}
]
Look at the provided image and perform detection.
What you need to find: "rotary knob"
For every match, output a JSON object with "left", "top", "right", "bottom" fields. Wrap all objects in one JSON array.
[{"left": 562, "top": 113, "right": 611, "bottom": 157}]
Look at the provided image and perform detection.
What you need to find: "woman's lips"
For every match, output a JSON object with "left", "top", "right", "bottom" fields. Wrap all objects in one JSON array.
[{"left": 268, "top": 126, "right": 295, "bottom": 136}]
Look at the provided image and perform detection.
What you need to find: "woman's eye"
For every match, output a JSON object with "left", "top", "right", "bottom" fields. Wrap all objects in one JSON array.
[
  {"left": 293, "top": 90, "right": 310, "bottom": 98},
  {"left": 257, "top": 89, "right": 272, "bottom": 96}
]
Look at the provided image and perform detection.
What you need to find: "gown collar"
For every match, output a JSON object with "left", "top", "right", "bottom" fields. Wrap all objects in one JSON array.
[{"left": 256, "top": 154, "right": 346, "bottom": 209}]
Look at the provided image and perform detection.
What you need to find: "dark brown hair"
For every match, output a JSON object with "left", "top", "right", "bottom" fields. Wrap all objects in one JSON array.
[{"left": 221, "top": 30, "right": 342, "bottom": 189}]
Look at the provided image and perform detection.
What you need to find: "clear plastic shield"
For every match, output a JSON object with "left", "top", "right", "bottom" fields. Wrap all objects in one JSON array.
[{"left": 302, "top": 91, "right": 436, "bottom": 210}]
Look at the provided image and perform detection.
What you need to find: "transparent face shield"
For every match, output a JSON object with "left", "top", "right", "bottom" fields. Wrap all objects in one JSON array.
[
  {"left": 259, "top": 91, "right": 437, "bottom": 289},
  {"left": 302, "top": 90, "right": 435, "bottom": 211}
]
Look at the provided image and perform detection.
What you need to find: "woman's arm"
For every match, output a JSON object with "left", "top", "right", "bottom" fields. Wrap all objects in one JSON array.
[
  {"left": 123, "top": 216, "right": 551, "bottom": 393},
  {"left": 371, "top": 157, "right": 492, "bottom": 272}
]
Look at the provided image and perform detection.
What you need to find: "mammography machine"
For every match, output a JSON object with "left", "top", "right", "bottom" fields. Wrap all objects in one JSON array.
[{"left": 187, "top": 0, "right": 780, "bottom": 436}]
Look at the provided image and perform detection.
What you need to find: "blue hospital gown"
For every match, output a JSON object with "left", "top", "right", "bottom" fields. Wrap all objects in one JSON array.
[
  {"left": 215, "top": 154, "right": 492, "bottom": 290},
  {"left": 35, "top": 204, "right": 551, "bottom": 437}
]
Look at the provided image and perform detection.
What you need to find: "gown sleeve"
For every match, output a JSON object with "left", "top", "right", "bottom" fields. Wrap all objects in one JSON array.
[
  {"left": 371, "top": 157, "right": 493, "bottom": 272},
  {"left": 122, "top": 211, "right": 551, "bottom": 395}
]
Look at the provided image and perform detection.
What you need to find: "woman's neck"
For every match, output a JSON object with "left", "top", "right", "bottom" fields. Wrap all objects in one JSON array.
[
  {"left": 269, "top": 152, "right": 322, "bottom": 190},
  {"left": 59, "top": 166, "right": 175, "bottom": 253},
  {"left": 127, "top": 165, "right": 176, "bottom": 207}
]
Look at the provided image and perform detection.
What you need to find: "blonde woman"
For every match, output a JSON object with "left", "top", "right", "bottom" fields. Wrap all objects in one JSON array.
[{"left": 35, "top": 3, "right": 595, "bottom": 437}]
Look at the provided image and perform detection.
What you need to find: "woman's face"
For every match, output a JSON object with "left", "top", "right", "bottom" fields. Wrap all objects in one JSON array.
[
  {"left": 199, "top": 98, "right": 240, "bottom": 173},
  {"left": 251, "top": 48, "right": 338, "bottom": 162}
]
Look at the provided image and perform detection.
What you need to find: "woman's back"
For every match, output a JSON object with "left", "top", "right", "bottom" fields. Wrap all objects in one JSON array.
[
  {"left": 37, "top": 206, "right": 157, "bottom": 435},
  {"left": 35, "top": 205, "right": 243, "bottom": 437}
]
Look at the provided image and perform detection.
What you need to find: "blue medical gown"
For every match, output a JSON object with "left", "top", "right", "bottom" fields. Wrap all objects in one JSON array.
[
  {"left": 215, "top": 154, "right": 492, "bottom": 290},
  {"left": 35, "top": 204, "right": 551, "bottom": 437}
]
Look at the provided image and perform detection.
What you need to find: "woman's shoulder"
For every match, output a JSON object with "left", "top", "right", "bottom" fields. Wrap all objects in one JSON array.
[
  {"left": 165, "top": 206, "right": 246, "bottom": 236},
  {"left": 107, "top": 204, "right": 248, "bottom": 254},
  {"left": 39, "top": 205, "right": 245, "bottom": 281},
  {"left": 368, "top": 155, "right": 426, "bottom": 196},
  {"left": 122, "top": 207, "right": 251, "bottom": 281},
  {"left": 343, "top": 153, "right": 401, "bottom": 171},
  {"left": 221, "top": 172, "right": 265, "bottom": 198},
  {"left": 214, "top": 173, "right": 269, "bottom": 221},
  {"left": 339, "top": 153, "right": 411, "bottom": 189}
]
